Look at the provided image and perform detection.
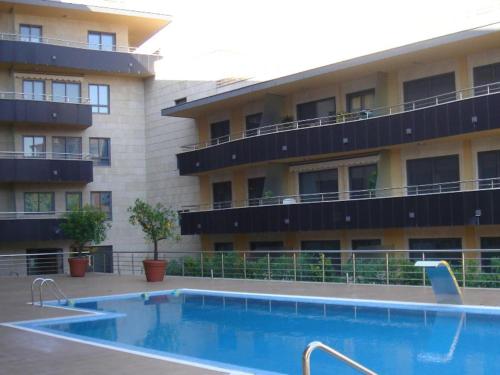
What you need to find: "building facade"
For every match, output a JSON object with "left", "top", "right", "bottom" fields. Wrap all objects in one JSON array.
[{"left": 164, "top": 25, "right": 500, "bottom": 267}]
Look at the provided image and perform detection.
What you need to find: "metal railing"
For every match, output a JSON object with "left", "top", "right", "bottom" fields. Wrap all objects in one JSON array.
[
  {"left": 0, "top": 249, "right": 498, "bottom": 288},
  {"left": 0, "top": 211, "right": 67, "bottom": 220},
  {"left": 0, "top": 91, "right": 90, "bottom": 104},
  {"left": 180, "top": 81, "right": 500, "bottom": 152},
  {"left": 302, "top": 341, "right": 377, "bottom": 375},
  {"left": 181, "top": 178, "right": 500, "bottom": 212},
  {"left": 0, "top": 151, "right": 91, "bottom": 160},
  {"left": 97, "top": 249, "right": 500, "bottom": 288},
  {"left": 0, "top": 32, "right": 160, "bottom": 55},
  {"left": 31, "top": 277, "right": 68, "bottom": 307}
]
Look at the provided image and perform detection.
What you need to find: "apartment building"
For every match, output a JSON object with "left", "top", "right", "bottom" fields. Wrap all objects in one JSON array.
[
  {"left": 165, "top": 25, "right": 500, "bottom": 268},
  {"left": 0, "top": 0, "right": 170, "bottom": 274}
]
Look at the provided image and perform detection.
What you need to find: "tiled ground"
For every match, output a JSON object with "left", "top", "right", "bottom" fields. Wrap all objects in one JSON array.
[{"left": 1, "top": 274, "right": 499, "bottom": 374}]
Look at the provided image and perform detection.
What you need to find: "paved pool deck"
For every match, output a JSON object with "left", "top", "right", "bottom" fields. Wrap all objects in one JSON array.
[{"left": 1, "top": 274, "right": 499, "bottom": 374}]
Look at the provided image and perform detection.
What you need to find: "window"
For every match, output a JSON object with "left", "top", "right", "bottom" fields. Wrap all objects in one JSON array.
[
  {"left": 20, "top": 24, "right": 42, "bottom": 42},
  {"left": 214, "top": 242, "right": 234, "bottom": 252},
  {"left": 23, "top": 80, "right": 45, "bottom": 101},
  {"left": 346, "top": 89, "right": 375, "bottom": 117},
  {"left": 245, "top": 112, "right": 263, "bottom": 136},
  {"left": 248, "top": 177, "right": 266, "bottom": 206},
  {"left": 349, "top": 164, "right": 378, "bottom": 199},
  {"left": 91, "top": 191, "right": 112, "bottom": 220},
  {"left": 478, "top": 150, "right": 500, "bottom": 189},
  {"left": 352, "top": 239, "right": 383, "bottom": 259},
  {"left": 24, "top": 192, "right": 54, "bottom": 213},
  {"left": 409, "top": 238, "right": 462, "bottom": 266},
  {"left": 403, "top": 72, "right": 456, "bottom": 109},
  {"left": 406, "top": 155, "right": 459, "bottom": 195},
  {"left": 480, "top": 237, "right": 500, "bottom": 273},
  {"left": 297, "top": 97, "right": 336, "bottom": 124},
  {"left": 473, "top": 62, "right": 500, "bottom": 94},
  {"left": 89, "top": 138, "right": 111, "bottom": 166},
  {"left": 23, "top": 136, "right": 45, "bottom": 158},
  {"left": 88, "top": 31, "right": 116, "bottom": 51},
  {"left": 89, "top": 84, "right": 110, "bottom": 114},
  {"left": 213, "top": 181, "right": 232, "bottom": 209},
  {"left": 250, "top": 241, "right": 284, "bottom": 258},
  {"left": 301, "top": 240, "right": 341, "bottom": 269},
  {"left": 210, "top": 120, "right": 230, "bottom": 144},
  {"left": 299, "top": 169, "right": 339, "bottom": 202},
  {"left": 65, "top": 192, "right": 82, "bottom": 211},
  {"left": 52, "top": 137, "right": 82, "bottom": 159},
  {"left": 52, "top": 82, "right": 81, "bottom": 103},
  {"left": 174, "top": 97, "right": 187, "bottom": 105}
]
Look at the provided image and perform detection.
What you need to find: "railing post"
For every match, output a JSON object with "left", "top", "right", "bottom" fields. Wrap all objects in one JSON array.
[
  {"left": 243, "top": 252, "right": 247, "bottom": 279},
  {"left": 293, "top": 253, "right": 297, "bottom": 281},
  {"left": 117, "top": 253, "right": 121, "bottom": 275},
  {"left": 131, "top": 253, "right": 135, "bottom": 275},
  {"left": 462, "top": 252, "right": 466, "bottom": 288},
  {"left": 385, "top": 252, "right": 389, "bottom": 285},
  {"left": 221, "top": 252, "right": 225, "bottom": 278},
  {"left": 182, "top": 257, "right": 185, "bottom": 276},
  {"left": 322, "top": 253, "right": 325, "bottom": 283},
  {"left": 352, "top": 253, "right": 356, "bottom": 284},
  {"left": 422, "top": 253, "right": 426, "bottom": 286},
  {"left": 201, "top": 252, "right": 204, "bottom": 277},
  {"left": 267, "top": 253, "right": 271, "bottom": 280}
]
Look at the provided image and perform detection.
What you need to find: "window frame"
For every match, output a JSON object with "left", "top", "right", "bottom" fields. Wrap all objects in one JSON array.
[
  {"left": 212, "top": 181, "right": 232, "bottom": 209},
  {"left": 22, "top": 79, "right": 45, "bottom": 101},
  {"left": 299, "top": 168, "right": 339, "bottom": 202},
  {"left": 88, "top": 84, "right": 110, "bottom": 114},
  {"left": 23, "top": 135, "right": 46, "bottom": 158},
  {"left": 406, "top": 155, "right": 460, "bottom": 195},
  {"left": 89, "top": 137, "right": 111, "bottom": 166},
  {"left": 19, "top": 24, "right": 42, "bottom": 42},
  {"left": 87, "top": 31, "right": 116, "bottom": 51},
  {"left": 174, "top": 97, "right": 187, "bottom": 106},
  {"left": 477, "top": 150, "right": 500, "bottom": 189},
  {"left": 24, "top": 192, "right": 55, "bottom": 213},
  {"left": 65, "top": 192, "right": 82, "bottom": 211},
  {"left": 52, "top": 136, "right": 82, "bottom": 159},
  {"left": 90, "top": 191, "right": 112, "bottom": 220},
  {"left": 52, "top": 81, "right": 82, "bottom": 103},
  {"left": 346, "top": 88, "right": 375, "bottom": 113}
]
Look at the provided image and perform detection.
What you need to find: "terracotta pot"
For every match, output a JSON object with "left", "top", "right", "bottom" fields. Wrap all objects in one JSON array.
[
  {"left": 68, "top": 257, "right": 88, "bottom": 277},
  {"left": 143, "top": 259, "right": 167, "bottom": 282}
]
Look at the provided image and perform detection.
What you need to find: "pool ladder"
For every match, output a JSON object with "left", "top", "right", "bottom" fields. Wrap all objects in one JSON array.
[
  {"left": 302, "top": 341, "right": 377, "bottom": 375},
  {"left": 31, "top": 278, "right": 69, "bottom": 307}
]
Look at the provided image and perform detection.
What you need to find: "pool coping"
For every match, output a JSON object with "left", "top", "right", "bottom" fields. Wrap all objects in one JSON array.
[{"left": 3, "top": 288, "right": 500, "bottom": 375}]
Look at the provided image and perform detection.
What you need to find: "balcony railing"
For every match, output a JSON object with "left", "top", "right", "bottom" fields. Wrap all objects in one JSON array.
[
  {"left": 180, "top": 82, "right": 500, "bottom": 152},
  {"left": 0, "top": 151, "right": 91, "bottom": 160},
  {"left": 0, "top": 91, "right": 90, "bottom": 104},
  {"left": 0, "top": 32, "right": 160, "bottom": 55},
  {"left": 181, "top": 178, "right": 500, "bottom": 212},
  {"left": 0, "top": 211, "right": 67, "bottom": 220}
]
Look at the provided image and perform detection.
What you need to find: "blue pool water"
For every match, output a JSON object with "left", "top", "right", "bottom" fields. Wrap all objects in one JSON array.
[{"left": 17, "top": 290, "right": 500, "bottom": 374}]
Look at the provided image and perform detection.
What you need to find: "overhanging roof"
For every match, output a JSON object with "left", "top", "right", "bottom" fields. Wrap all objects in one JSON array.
[{"left": 161, "top": 23, "right": 500, "bottom": 118}]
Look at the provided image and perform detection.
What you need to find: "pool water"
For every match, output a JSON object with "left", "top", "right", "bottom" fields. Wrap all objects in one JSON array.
[{"left": 18, "top": 290, "right": 500, "bottom": 374}]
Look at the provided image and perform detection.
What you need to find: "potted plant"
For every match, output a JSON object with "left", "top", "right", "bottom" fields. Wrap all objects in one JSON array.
[
  {"left": 60, "top": 205, "right": 110, "bottom": 277},
  {"left": 128, "top": 199, "right": 179, "bottom": 282}
]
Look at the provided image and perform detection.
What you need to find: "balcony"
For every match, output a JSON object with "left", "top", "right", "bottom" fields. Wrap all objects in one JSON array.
[
  {"left": 0, "top": 212, "right": 66, "bottom": 242},
  {"left": 0, "top": 33, "right": 161, "bottom": 76},
  {"left": 176, "top": 83, "right": 500, "bottom": 175},
  {"left": 179, "top": 179, "right": 500, "bottom": 234},
  {"left": 0, "top": 92, "right": 92, "bottom": 128},
  {"left": 0, "top": 152, "right": 93, "bottom": 183}
]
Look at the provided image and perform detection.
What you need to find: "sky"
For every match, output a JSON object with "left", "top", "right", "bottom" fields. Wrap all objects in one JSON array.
[{"left": 87, "top": 0, "right": 500, "bottom": 81}]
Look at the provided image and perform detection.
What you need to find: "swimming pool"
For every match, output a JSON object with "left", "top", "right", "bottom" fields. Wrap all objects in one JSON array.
[{"left": 7, "top": 289, "right": 500, "bottom": 375}]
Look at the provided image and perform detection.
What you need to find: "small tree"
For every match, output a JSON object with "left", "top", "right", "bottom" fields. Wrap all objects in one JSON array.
[
  {"left": 60, "top": 205, "right": 110, "bottom": 257},
  {"left": 128, "top": 199, "right": 179, "bottom": 261}
]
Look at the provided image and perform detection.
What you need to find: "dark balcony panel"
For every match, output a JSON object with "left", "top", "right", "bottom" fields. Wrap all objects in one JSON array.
[
  {"left": 180, "top": 190, "right": 500, "bottom": 235},
  {"left": 0, "top": 218, "right": 66, "bottom": 242},
  {"left": 0, "top": 99, "right": 92, "bottom": 128},
  {"left": 177, "top": 93, "right": 500, "bottom": 175},
  {"left": 0, "top": 40, "right": 160, "bottom": 76},
  {"left": 0, "top": 159, "right": 93, "bottom": 183}
]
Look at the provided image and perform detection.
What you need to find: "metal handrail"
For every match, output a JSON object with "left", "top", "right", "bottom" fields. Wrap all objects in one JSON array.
[
  {"left": 180, "top": 81, "right": 500, "bottom": 152},
  {"left": 0, "top": 32, "right": 160, "bottom": 55},
  {"left": 0, "top": 151, "right": 91, "bottom": 160},
  {"left": 302, "top": 341, "right": 377, "bottom": 375},
  {"left": 181, "top": 178, "right": 500, "bottom": 212},
  {"left": 0, "top": 91, "right": 90, "bottom": 104},
  {"left": 31, "top": 278, "right": 68, "bottom": 307},
  {"left": 0, "top": 211, "right": 67, "bottom": 220}
]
